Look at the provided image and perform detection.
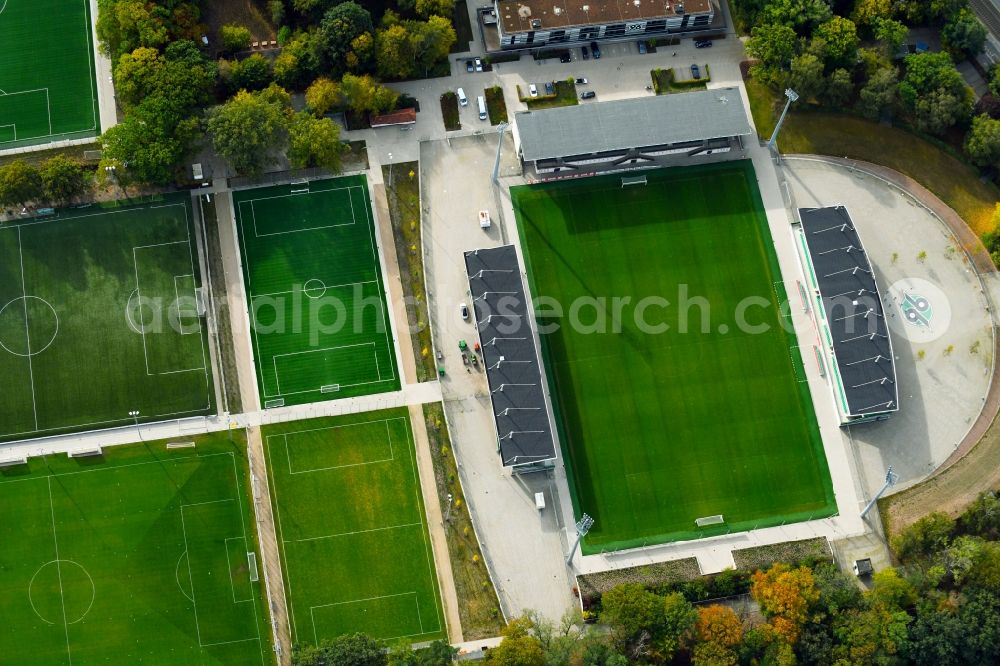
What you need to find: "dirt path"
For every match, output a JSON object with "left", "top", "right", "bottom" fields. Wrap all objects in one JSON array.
[
  {"left": 247, "top": 425, "right": 292, "bottom": 665},
  {"left": 409, "top": 404, "right": 464, "bottom": 643}
]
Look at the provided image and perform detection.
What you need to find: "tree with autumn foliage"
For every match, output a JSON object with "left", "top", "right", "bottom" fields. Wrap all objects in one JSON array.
[{"left": 750, "top": 563, "right": 819, "bottom": 643}]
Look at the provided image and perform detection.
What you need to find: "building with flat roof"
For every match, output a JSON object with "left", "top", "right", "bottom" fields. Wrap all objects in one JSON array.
[
  {"left": 488, "top": 0, "right": 718, "bottom": 50},
  {"left": 464, "top": 245, "right": 558, "bottom": 470},
  {"left": 512, "top": 88, "right": 751, "bottom": 178},
  {"left": 797, "top": 206, "right": 899, "bottom": 425}
]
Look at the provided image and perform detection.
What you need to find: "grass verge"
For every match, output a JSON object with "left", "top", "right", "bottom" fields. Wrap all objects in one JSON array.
[
  {"left": 423, "top": 403, "right": 505, "bottom": 640},
  {"left": 651, "top": 67, "right": 709, "bottom": 94},
  {"left": 525, "top": 80, "right": 579, "bottom": 109},
  {"left": 744, "top": 77, "right": 1000, "bottom": 236},
  {"left": 198, "top": 194, "right": 242, "bottom": 414},
  {"left": 731, "top": 537, "right": 831, "bottom": 571},
  {"left": 383, "top": 162, "right": 436, "bottom": 381},
  {"left": 485, "top": 86, "right": 508, "bottom": 125},
  {"left": 440, "top": 92, "right": 461, "bottom": 131}
]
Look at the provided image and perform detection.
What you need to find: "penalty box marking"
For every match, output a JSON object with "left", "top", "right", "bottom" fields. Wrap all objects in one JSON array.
[
  {"left": 240, "top": 186, "right": 361, "bottom": 239},
  {"left": 277, "top": 416, "right": 405, "bottom": 475}
]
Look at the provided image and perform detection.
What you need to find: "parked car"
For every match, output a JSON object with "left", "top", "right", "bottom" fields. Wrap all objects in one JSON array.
[
  {"left": 575, "top": 77, "right": 588, "bottom": 84},
  {"left": 580, "top": 90, "right": 596, "bottom": 99},
  {"left": 460, "top": 303, "right": 469, "bottom": 320},
  {"left": 581, "top": 45, "right": 590, "bottom": 59},
  {"left": 474, "top": 57, "right": 483, "bottom": 72},
  {"left": 637, "top": 40, "right": 647, "bottom": 54},
  {"left": 466, "top": 59, "right": 474, "bottom": 72},
  {"left": 544, "top": 81, "right": 554, "bottom": 94},
  {"left": 559, "top": 51, "right": 572, "bottom": 63},
  {"left": 528, "top": 83, "right": 538, "bottom": 97},
  {"left": 590, "top": 41, "right": 601, "bottom": 58},
  {"left": 695, "top": 39, "right": 712, "bottom": 48},
  {"left": 691, "top": 63, "right": 701, "bottom": 79}
]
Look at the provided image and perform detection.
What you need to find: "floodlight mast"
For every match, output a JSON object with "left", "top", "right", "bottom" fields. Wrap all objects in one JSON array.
[
  {"left": 767, "top": 88, "right": 799, "bottom": 150},
  {"left": 860, "top": 466, "right": 898, "bottom": 518},
  {"left": 566, "top": 513, "right": 594, "bottom": 565}
]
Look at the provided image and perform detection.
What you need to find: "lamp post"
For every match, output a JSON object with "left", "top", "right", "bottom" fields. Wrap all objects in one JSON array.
[
  {"left": 767, "top": 88, "right": 799, "bottom": 150},
  {"left": 860, "top": 466, "right": 898, "bottom": 518},
  {"left": 566, "top": 513, "right": 594, "bottom": 565},
  {"left": 128, "top": 409, "right": 143, "bottom": 442}
]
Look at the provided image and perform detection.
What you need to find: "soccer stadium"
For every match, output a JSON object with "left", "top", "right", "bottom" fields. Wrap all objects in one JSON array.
[{"left": 502, "top": 93, "right": 838, "bottom": 553}]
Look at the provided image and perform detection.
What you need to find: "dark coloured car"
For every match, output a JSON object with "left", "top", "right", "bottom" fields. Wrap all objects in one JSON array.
[
  {"left": 691, "top": 63, "right": 701, "bottom": 79},
  {"left": 575, "top": 77, "right": 588, "bottom": 84},
  {"left": 590, "top": 41, "right": 601, "bottom": 58},
  {"left": 466, "top": 59, "right": 474, "bottom": 72},
  {"left": 581, "top": 45, "right": 590, "bottom": 59},
  {"left": 580, "top": 90, "right": 596, "bottom": 99},
  {"left": 695, "top": 39, "right": 712, "bottom": 48},
  {"left": 559, "top": 51, "right": 572, "bottom": 63},
  {"left": 544, "top": 81, "right": 554, "bottom": 94},
  {"left": 637, "top": 40, "right": 647, "bottom": 54}
]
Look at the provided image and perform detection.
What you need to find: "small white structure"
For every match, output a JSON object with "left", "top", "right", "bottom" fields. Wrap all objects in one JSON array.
[{"left": 479, "top": 209, "right": 492, "bottom": 229}]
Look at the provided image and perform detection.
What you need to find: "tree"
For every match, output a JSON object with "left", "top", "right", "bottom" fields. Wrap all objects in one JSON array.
[
  {"left": 113, "top": 40, "right": 216, "bottom": 112},
  {"left": 292, "top": 633, "right": 386, "bottom": 666},
  {"left": 487, "top": 616, "right": 544, "bottom": 666},
  {"left": 750, "top": 564, "right": 819, "bottom": 643},
  {"left": 814, "top": 16, "right": 859, "bottom": 69},
  {"left": 831, "top": 605, "right": 910, "bottom": 665},
  {"left": 376, "top": 23, "right": 415, "bottom": 79},
  {"left": 273, "top": 31, "right": 321, "bottom": 90},
  {"left": 221, "top": 24, "right": 252, "bottom": 52},
  {"left": 227, "top": 53, "right": 274, "bottom": 93},
  {"left": 339, "top": 73, "right": 399, "bottom": 114},
  {"left": 96, "top": 0, "right": 170, "bottom": 60},
  {"left": 287, "top": 112, "right": 344, "bottom": 170},
  {"left": 789, "top": 53, "right": 826, "bottom": 100},
  {"left": 656, "top": 592, "right": 698, "bottom": 661},
  {"left": 409, "top": 15, "right": 456, "bottom": 75},
  {"left": 905, "top": 605, "right": 967, "bottom": 666},
  {"left": 207, "top": 84, "right": 290, "bottom": 176},
  {"left": 415, "top": 0, "right": 455, "bottom": 17},
  {"left": 696, "top": 605, "right": 743, "bottom": 647},
  {"left": 318, "top": 2, "right": 373, "bottom": 72},
  {"left": 40, "top": 155, "right": 89, "bottom": 204},
  {"left": 873, "top": 18, "right": 908, "bottom": 56},
  {"left": 851, "top": 0, "right": 891, "bottom": 26},
  {"left": 693, "top": 639, "right": 738, "bottom": 666},
  {"left": 914, "top": 87, "right": 972, "bottom": 135},
  {"left": 347, "top": 31, "right": 375, "bottom": 72},
  {"left": 869, "top": 568, "right": 918, "bottom": 611},
  {"left": 898, "top": 52, "right": 968, "bottom": 105},
  {"left": 306, "top": 77, "right": 341, "bottom": 116},
  {"left": 942, "top": 8, "right": 987, "bottom": 58},
  {"left": 959, "top": 589, "right": 1000, "bottom": 663},
  {"left": 991, "top": 66, "right": 1000, "bottom": 97},
  {"left": 964, "top": 114, "right": 1000, "bottom": 167},
  {"left": 760, "top": 0, "right": 832, "bottom": 31},
  {"left": 822, "top": 68, "right": 854, "bottom": 106},
  {"left": 959, "top": 489, "right": 1000, "bottom": 539},
  {"left": 99, "top": 95, "right": 199, "bottom": 184},
  {"left": 746, "top": 23, "right": 798, "bottom": 69},
  {"left": 0, "top": 160, "right": 43, "bottom": 208},
  {"left": 386, "top": 640, "right": 457, "bottom": 665},
  {"left": 600, "top": 583, "right": 664, "bottom": 651}
]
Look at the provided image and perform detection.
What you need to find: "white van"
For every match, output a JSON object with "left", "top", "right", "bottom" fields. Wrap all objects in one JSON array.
[
  {"left": 457, "top": 87, "right": 468, "bottom": 107},
  {"left": 477, "top": 95, "right": 487, "bottom": 121}
]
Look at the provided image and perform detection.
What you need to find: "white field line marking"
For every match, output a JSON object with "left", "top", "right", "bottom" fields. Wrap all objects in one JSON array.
[
  {"left": 176, "top": 551, "right": 193, "bottom": 602},
  {"left": 287, "top": 521, "right": 421, "bottom": 544},
  {"left": 263, "top": 435, "right": 300, "bottom": 643},
  {"left": 309, "top": 591, "right": 420, "bottom": 646},
  {"left": 180, "top": 203, "right": 212, "bottom": 406},
  {"left": 248, "top": 279, "right": 376, "bottom": 301},
  {"left": 403, "top": 418, "right": 444, "bottom": 634},
  {"left": 15, "top": 227, "right": 38, "bottom": 429},
  {"left": 0, "top": 124, "right": 15, "bottom": 140},
  {"left": 361, "top": 184, "right": 397, "bottom": 385},
  {"left": 47, "top": 478, "right": 73, "bottom": 665},
  {"left": 271, "top": 342, "right": 378, "bottom": 397},
  {"left": 179, "top": 505, "right": 204, "bottom": 646},
  {"left": 0, "top": 452, "right": 233, "bottom": 487},
  {"left": 227, "top": 454, "right": 267, "bottom": 666},
  {"left": 0, "top": 405, "right": 211, "bottom": 441},
  {"left": 282, "top": 419, "right": 399, "bottom": 475},
  {"left": 224, "top": 537, "right": 252, "bottom": 603}
]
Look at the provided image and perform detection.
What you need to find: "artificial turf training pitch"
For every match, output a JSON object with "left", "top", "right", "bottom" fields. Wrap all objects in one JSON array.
[
  {"left": 264, "top": 409, "right": 446, "bottom": 646},
  {"left": 0, "top": 0, "right": 100, "bottom": 148},
  {"left": 234, "top": 175, "right": 400, "bottom": 408},
  {"left": 512, "top": 161, "right": 837, "bottom": 553},
  {"left": 0, "top": 432, "right": 272, "bottom": 664},
  {"left": 0, "top": 194, "right": 214, "bottom": 442}
]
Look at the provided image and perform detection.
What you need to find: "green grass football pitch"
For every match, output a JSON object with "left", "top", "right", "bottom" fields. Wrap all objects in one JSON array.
[
  {"left": 512, "top": 161, "right": 837, "bottom": 553},
  {"left": 0, "top": 0, "right": 99, "bottom": 148},
  {"left": 0, "top": 194, "right": 214, "bottom": 442},
  {"left": 0, "top": 432, "right": 272, "bottom": 664},
  {"left": 234, "top": 175, "right": 401, "bottom": 408},
  {"left": 264, "top": 409, "right": 446, "bottom": 646}
]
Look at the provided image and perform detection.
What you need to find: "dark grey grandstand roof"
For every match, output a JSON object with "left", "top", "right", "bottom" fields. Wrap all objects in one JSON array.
[
  {"left": 465, "top": 245, "right": 557, "bottom": 467},
  {"left": 799, "top": 206, "right": 898, "bottom": 418},
  {"left": 515, "top": 88, "right": 751, "bottom": 162}
]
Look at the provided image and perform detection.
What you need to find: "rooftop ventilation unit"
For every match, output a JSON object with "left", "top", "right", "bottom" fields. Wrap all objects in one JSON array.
[{"left": 518, "top": 4, "right": 532, "bottom": 17}]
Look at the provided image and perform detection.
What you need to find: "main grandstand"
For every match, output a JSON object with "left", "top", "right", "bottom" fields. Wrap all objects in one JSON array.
[{"left": 796, "top": 206, "right": 899, "bottom": 425}]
